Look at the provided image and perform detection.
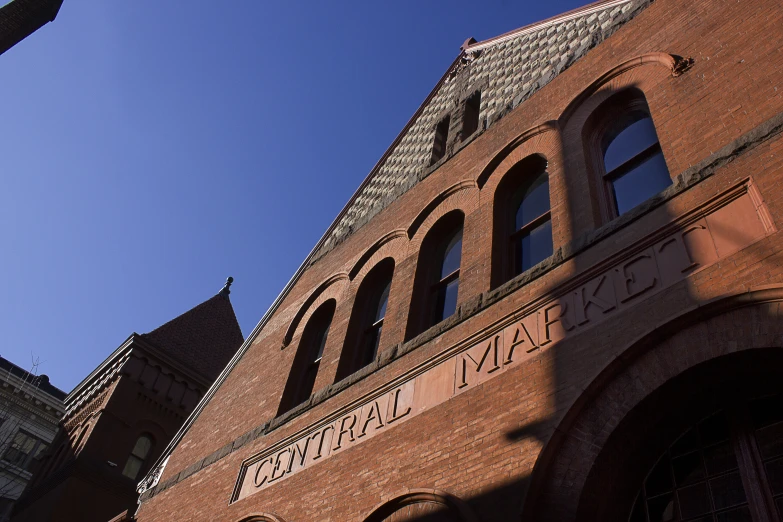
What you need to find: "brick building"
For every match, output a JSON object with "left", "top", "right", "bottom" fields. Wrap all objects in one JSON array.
[
  {"left": 134, "top": 0, "right": 783, "bottom": 520},
  {"left": 12, "top": 281, "right": 244, "bottom": 522}
]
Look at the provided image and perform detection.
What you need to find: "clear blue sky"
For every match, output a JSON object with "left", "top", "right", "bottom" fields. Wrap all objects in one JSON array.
[{"left": 1, "top": 0, "right": 590, "bottom": 392}]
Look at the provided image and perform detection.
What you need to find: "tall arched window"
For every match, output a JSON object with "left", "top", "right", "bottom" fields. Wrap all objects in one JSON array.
[
  {"left": 589, "top": 89, "right": 672, "bottom": 219},
  {"left": 122, "top": 434, "right": 153, "bottom": 480},
  {"left": 406, "top": 211, "right": 464, "bottom": 340},
  {"left": 278, "top": 300, "right": 336, "bottom": 414},
  {"left": 491, "top": 154, "right": 553, "bottom": 288},
  {"left": 336, "top": 259, "right": 394, "bottom": 381}
]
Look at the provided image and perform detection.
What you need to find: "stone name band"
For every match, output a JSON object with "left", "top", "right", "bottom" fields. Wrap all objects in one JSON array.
[{"left": 233, "top": 179, "right": 773, "bottom": 503}]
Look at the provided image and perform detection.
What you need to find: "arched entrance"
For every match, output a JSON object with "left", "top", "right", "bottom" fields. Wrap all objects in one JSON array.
[
  {"left": 581, "top": 348, "right": 783, "bottom": 522},
  {"left": 363, "top": 490, "right": 479, "bottom": 522},
  {"left": 523, "top": 291, "right": 783, "bottom": 522}
]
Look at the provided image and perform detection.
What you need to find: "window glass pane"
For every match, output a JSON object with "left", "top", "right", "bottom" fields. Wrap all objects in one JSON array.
[
  {"left": 605, "top": 116, "right": 659, "bottom": 172},
  {"left": 363, "top": 325, "right": 382, "bottom": 366},
  {"left": 435, "top": 279, "right": 459, "bottom": 323},
  {"left": 133, "top": 436, "right": 152, "bottom": 459},
  {"left": 704, "top": 441, "right": 737, "bottom": 476},
  {"left": 314, "top": 323, "right": 329, "bottom": 361},
  {"left": 515, "top": 172, "right": 550, "bottom": 230},
  {"left": 765, "top": 457, "right": 783, "bottom": 495},
  {"left": 612, "top": 151, "right": 672, "bottom": 215},
  {"left": 647, "top": 492, "right": 676, "bottom": 521},
  {"left": 122, "top": 455, "right": 143, "bottom": 479},
  {"left": 715, "top": 506, "right": 752, "bottom": 522},
  {"left": 646, "top": 454, "right": 674, "bottom": 497},
  {"left": 709, "top": 472, "right": 747, "bottom": 510},
  {"left": 441, "top": 229, "right": 463, "bottom": 279},
  {"left": 514, "top": 219, "right": 553, "bottom": 275},
  {"left": 375, "top": 282, "right": 391, "bottom": 322},
  {"left": 673, "top": 452, "right": 704, "bottom": 486},
  {"left": 677, "top": 482, "right": 711, "bottom": 519}
]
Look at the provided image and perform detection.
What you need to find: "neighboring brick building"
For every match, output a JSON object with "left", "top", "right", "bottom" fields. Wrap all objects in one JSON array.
[
  {"left": 134, "top": 0, "right": 783, "bottom": 520},
  {"left": 0, "top": 358, "right": 65, "bottom": 522},
  {"left": 12, "top": 280, "right": 244, "bottom": 522}
]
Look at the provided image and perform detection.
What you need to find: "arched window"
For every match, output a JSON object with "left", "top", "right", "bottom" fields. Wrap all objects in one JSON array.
[
  {"left": 278, "top": 300, "right": 336, "bottom": 414},
  {"left": 629, "top": 394, "right": 783, "bottom": 522},
  {"left": 122, "top": 434, "right": 153, "bottom": 480},
  {"left": 336, "top": 259, "right": 394, "bottom": 381},
  {"left": 406, "top": 211, "right": 464, "bottom": 340},
  {"left": 491, "top": 154, "right": 552, "bottom": 288},
  {"left": 590, "top": 89, "right": 672, "bottom": 219}
]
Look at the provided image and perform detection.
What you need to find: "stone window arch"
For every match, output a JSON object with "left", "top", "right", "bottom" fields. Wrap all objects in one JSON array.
[
  {"left": 278, "top": 299, "right": 336, "bottom": 414},
  {"left": 491, "top": 153, "right": 553, "bottom": 288},
  {"left": 336, "top": 258, "right": 395, "bottom": 381},
  {"left": 405, "top": 211, "right": 464, "bottom": 340},
  {"left": 584, "top": 88, "right": 672, "bottom": 221},
  {"left": 364, "top": 490, "right": 479, "bottom": 522}
]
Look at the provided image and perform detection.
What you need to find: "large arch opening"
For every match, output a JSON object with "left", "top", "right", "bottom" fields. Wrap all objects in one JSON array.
[{"left": 577, "top": 348, "right": 783, "bottom": 522}]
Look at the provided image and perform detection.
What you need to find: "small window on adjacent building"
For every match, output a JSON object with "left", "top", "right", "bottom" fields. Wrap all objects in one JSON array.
[
  {"left": 462, "top": 91, "right": 481, "bottom": 138},
  {"left": 122, "top": 434, "right": 153, "bottom": 480},
  {"left": 430, "top": 115, "right": 450, "bottom": 165},
  {"left": 278, "top": 300, "right": 336, "bottom": 414},
  {"left": 3, "top": 430, "right": 48, "bottom": 471},
  {"left": 337, "top": 260, "right": 394, "bottom": 381}
]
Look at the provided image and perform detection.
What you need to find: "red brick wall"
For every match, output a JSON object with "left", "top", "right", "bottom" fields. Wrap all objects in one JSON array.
[{"left": 136, "top": 0, "right": 783, "bottom": 520}]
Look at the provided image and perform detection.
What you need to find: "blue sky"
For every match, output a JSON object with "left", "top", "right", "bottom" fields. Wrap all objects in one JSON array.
[{"left": 1, "top": 0, "right": 591, "bottom": 392}]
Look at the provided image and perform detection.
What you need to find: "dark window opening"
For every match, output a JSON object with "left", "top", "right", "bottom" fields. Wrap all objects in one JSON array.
[
  {"left": 491, "top": 154, "right": 553, "bottom": 289},
  {"left": 278, "top": 300, "right": 336, "bottom": 414},
  {"left": 336, "top": 259, "right": 395, "bottom": 381},
  {"left": 405, "top": 211, "right": 465, "bottom": 341},
  {"left": 592, "top": 91, "right": 672, "bottom": 218},
  {"left": 432, "top": 227, "right": 462, "bottom": 324},
  {"left": 2, "top": 430, "right": 48, "bottom": 472},
  {"left": 431, "top": 115, "right": 450, "bottom": 165},
  {"left": 122, "top": 434, "right": 153, "bottom": 480},
  {"left": 462, "top": 91, "right": 481, "bottom": 139},
  {"left": 629, "top": 394, "right": 783, "bottom": 522}
]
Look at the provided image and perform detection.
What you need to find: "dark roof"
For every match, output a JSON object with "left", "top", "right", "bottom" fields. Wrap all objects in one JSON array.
[
  {"left": 0, "top": 0, "right": 63, "bottom": 56},
  {"left": 0, "top": 356, "right": 66, "bottom": 401},
  {"left": 140, "top": 293, "right": 244, "bottom": 382}
]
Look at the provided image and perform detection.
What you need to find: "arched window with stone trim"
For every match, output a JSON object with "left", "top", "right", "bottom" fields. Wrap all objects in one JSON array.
[
  {"left": 586, "top": 88, "right": 672, "bottom": 221},
  {"left": 278, "top": 300, "right": 336, "bottom": 414},
  {"left": 336, "top": 259, "right": 394, "bottom": 381},
  {"left": 491, "top": 154, "right": 553, "bottom": 288},
  {"left": 406, "top": 211, "right": 464, "bottom": 340}
]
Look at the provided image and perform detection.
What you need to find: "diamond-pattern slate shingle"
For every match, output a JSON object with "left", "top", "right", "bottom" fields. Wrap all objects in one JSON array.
[{"left": 311, "top": 0, "right": 649, "bottom": 263}]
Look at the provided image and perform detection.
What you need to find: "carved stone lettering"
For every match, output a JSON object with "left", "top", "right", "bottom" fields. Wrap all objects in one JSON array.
[
  {"left": 538, "top": 295, "right": 575, "bottom": 346},
  {"left": 309, "top": 425, "right": 334, "bottom": 461},
  {"left": 456, "top": 335, "right": 502, "bottom": 389},
  {"left": 358, "top": 401, "right": 385, "bottom": 437},
  {"left": 504, "top": 314, "right": 538, "bottom": 364},
  {"left": 574, "top": 274, "right": 616, "bottom": 326},
  {"left": 287, "top": 437, "right": 311, "bottom": 473},
  {"left": 332, "top": 413, "right": 357, "bottom": 451},
  {"left": 615, "top": 252, "right": 658, "bottom": 303},
  {"left": 386, "top": 384, "right": 413, "bottom": 424},
  {"left": 252, "top": 457, "right": 273, "bottom": 487},
  {"left": 268, "top": 447, "right": 292, "bottom": 482}
]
